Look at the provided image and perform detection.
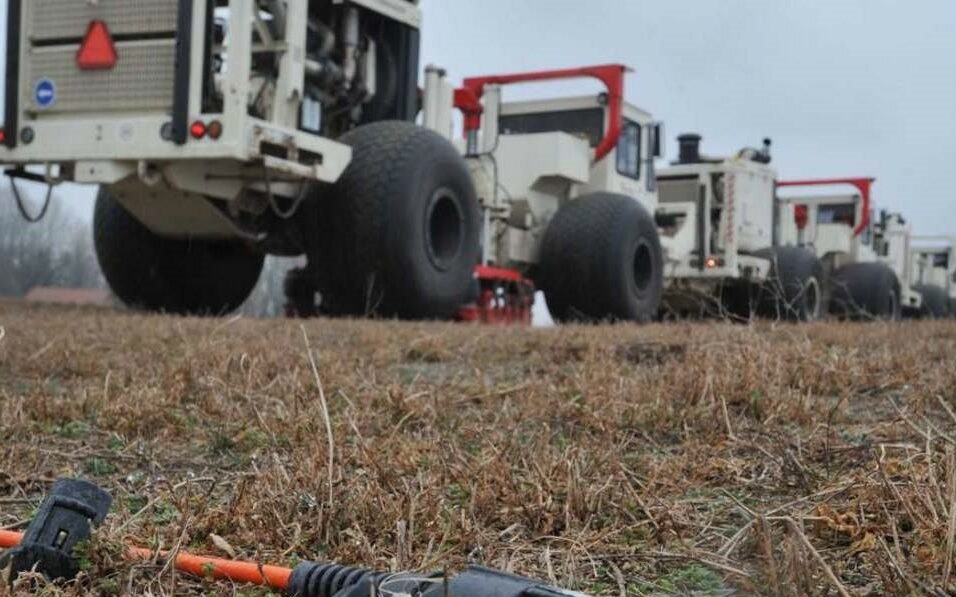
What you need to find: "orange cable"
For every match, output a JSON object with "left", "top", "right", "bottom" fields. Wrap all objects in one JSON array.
[
  {"left": 0, "top": 530, "right": 20, "bottom": 549},
  {"left": 0, "top": 530, "right": 291, "bottom": 590}
]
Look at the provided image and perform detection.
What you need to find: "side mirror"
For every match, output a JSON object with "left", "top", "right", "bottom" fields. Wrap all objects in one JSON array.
[{"left": 652, "top": 122, "right": 665, "bottom": 158}]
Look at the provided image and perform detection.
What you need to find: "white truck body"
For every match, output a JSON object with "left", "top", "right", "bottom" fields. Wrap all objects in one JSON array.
[
  {"left": 2, "top": 0, "right": 421, "bottom": 240},
  {"left": 650, "top": 133, "right": 808, "bottom": 317},
  {"left": 657, "top": 157, "right": 775, "bottom": 291}
]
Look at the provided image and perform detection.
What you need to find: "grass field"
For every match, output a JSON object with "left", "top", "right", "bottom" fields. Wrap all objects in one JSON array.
[{"left": 2, "top": 300, "right": 956, "bottom": 595}]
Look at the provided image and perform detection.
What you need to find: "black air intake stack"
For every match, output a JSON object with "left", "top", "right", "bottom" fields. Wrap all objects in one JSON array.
[
  {"left": 735, "top": 138, "right": 773, "bottom": 164},
  {"left": 677, "top": 134, "right": 702, "bottom": 164},
  {"left": 754, "top": 138, "right": 773, "bottom": 164}
]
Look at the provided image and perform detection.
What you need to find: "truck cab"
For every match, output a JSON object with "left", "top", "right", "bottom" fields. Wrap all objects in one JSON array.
[
  {"left": 485, "top": 93, "right": 661, "bottom": 270},
  {"left": 497, "top": 96, "right": 658, "bottom": 206},
  {"left": 912, "top": 238, "right": 956, "bottom": 291},
  {"left": 776, "top": 184, "right": 880, "bottom": 269},
  {"left": 910, "top": 237, "right": 956, "bottom": 317}
]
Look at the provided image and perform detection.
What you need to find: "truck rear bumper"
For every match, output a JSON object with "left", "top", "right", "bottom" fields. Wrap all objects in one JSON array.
[
  {"left": 662, "top": 251, "right": 771, "bottom": 283},
  {"left": 0, "top": 115, "right": 352, "bottom": 186}
]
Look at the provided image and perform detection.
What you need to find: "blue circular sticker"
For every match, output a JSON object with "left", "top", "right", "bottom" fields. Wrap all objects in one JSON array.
[{"left": 34, "top": 78, "right": 56, "bottom": 109}]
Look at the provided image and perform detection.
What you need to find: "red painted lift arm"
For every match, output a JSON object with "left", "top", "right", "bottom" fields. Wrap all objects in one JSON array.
[{"left": 453, "top": 64, "right": 631, "bottom": 161}]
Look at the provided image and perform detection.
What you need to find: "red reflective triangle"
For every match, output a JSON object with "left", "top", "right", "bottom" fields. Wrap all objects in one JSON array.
[{"left": 76, "top": 20, "right": 117, "bottom": 70}]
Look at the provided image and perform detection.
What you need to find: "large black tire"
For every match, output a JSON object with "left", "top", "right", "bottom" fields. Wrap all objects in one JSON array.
[
  {"left": 829, "top": 262, "right": 902, "bottom": 321},
  {"left": 93, "top": 189, "right": 264, "bottom": 315},
  {"left": 915, "top": 284, "right": 950, "bottom": 319},
  {"left": 950, "top": 298, "right": 956, "bottom": 319},
  {"left": 538, "top": 193, "right": 664, "bottom": 323},
  {"left": 755, "top": 247, "right": 827, "bottom": 322},
  {"left": 305, "top": 121, "right": 481, "bottom": 319}
]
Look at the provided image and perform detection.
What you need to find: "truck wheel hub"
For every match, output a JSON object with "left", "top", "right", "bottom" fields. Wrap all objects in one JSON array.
[
  {"left": 425, "top": 188, "right": 465, "bottom": 271},
  {"left": 633, "top": 243, "right": 654, "bottom": 293}
]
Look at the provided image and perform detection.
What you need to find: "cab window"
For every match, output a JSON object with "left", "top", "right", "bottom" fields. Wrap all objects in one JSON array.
[
  {"left": 616, "top": 121, "right": 641, "bottom": 180},
  {"left": 499, "top": 108, "right": 604, "bottom": 147},
  {"left": 817, "top": 204, "right": 856, "bottom": 226}
]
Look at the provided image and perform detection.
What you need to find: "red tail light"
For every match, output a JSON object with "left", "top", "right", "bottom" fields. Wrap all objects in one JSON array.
[
  {"left": 190, "top": 121, "right": 207, "bottom": 139},
  {"left": 0, "top": 130, "right": 6, "bottom": 144},
  {"left": 76, "top": 21, "right": 118, "bottom": 71}
]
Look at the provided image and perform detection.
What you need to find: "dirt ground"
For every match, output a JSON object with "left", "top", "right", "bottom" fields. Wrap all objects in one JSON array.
[{"left": 1, "top": 300, "right": 956, "bottom": 595}]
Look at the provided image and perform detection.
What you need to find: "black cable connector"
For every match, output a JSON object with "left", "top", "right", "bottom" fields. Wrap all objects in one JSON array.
[
  {"left": 0, "top": 479, "right": 112, "bottom": 581},
  {"left": 287, "top": 562, "right": 582, "bottom": 597},
  {"left": 287, "top": 562, "right": 385, "bottom": 597},
  {"left": 442, "top": 566, "right": 583, "bottom": 596},
  {"left": 287, "top": 562, "right": 443, "bottom": 597}
]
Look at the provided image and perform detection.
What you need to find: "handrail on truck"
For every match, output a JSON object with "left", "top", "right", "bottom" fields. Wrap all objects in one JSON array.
[
  {"left": 776, "top": 177, "right": 876, "bottom": 237},
  {"left": 452, "top": 64, "right": 631, "bottom": 161}
]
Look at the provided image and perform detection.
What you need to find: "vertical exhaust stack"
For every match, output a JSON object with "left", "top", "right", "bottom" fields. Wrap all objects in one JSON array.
[{"left": 677, "top": 133, "right": 702, "bottom": 164}]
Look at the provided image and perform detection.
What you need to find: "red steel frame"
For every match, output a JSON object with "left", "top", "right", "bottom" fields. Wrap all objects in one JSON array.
[
  {"left": 457, "top": 265, "right": 535, "bottom": 325},
  {"left": 453, "top": 63, "right": 631, "bottom": 161},
  {"left": 776, "top": 177, "right": 876, "bottom": 237}
]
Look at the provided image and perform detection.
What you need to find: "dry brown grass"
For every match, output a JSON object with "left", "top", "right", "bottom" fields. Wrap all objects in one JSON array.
[{"left": 1, "top": 300, "right": 956, "bottom": 595}]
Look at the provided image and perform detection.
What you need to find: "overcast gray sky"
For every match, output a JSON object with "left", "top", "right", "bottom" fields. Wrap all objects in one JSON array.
[{"left": 4, "top": 0, "right": 954, "bottom": 237}]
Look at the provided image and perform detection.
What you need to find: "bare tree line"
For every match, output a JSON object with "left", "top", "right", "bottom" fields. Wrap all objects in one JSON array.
[
  {"left": 0, "top": 187, "right": 292, "bottom": 317},
  {"left": 0, "top": 187, "right": 104, "bottom": 296}
]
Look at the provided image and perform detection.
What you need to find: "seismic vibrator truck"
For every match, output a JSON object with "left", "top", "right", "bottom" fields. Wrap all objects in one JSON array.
[
  {"left": 776, "top": 179, "right": 923, "bottom": 320},
  {"left": 654, "top": 135, "right": 824, "bottom": 321},
  {"left": 426, "top": 64, "right": 667, "bottom": 323},
  {"left": 3, "top": 0, "right": 470, "bottom": 319}
]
